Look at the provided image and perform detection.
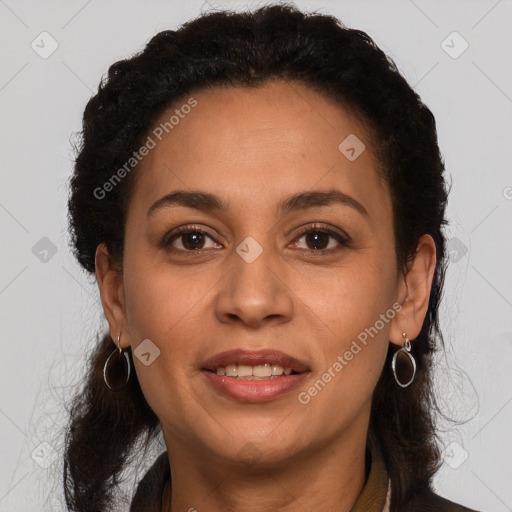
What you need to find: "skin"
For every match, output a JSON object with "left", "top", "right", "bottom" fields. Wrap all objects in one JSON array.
[{"left": 96, "top": 80, "right": 437, "bottom": 512}]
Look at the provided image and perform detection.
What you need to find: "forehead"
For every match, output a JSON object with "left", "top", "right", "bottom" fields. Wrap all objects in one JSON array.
[{"left": 128, "top": 80, "right": 391, "bottom": 222}]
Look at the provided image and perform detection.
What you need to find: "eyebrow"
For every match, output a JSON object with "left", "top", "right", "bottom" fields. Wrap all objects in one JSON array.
[{"left": 146, "top": 189, "right": 369, "bottom": 219}]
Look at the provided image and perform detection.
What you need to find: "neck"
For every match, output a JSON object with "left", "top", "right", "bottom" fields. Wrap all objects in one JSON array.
[{"left": 162, "top": 431, "right": 369, "bottom": 512}]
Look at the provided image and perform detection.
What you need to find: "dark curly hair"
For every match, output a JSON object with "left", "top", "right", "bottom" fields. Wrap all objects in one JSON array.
[{"left": 65, "top": 3, "right": 451, "bottom": 511}]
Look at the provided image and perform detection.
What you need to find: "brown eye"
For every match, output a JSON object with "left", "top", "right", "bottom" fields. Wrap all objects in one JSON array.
[
  {"left": 175, "top": 232, "right": 206, "bottom": 250},
  {"left": 291, "top": 225, "right": 350, "bottom": 255},
  {"left": 163, "top": 227, "right": 221, "bottom": 252},
  {"left": 303, "top": 231, "right": 330, "bottom": 250}
]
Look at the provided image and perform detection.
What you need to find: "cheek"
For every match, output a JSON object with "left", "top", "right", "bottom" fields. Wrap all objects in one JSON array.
[
  {"left": 121, "top": 255, "right": 205, "bottom": 383},
  {"left": 301, "top": 254, "right": 395, "bottom": 391},
  {"left": 297, "top": 268, "right": 393, "bottom": 427},
  {"left": 300, "top": 254, "right": 395, "bottom": 339},
  {"left": 121, "top": 259, "right": 204, "bottom": 419},
  {"left": 123, "top": 250, "right": 201, "bottom": 338}
]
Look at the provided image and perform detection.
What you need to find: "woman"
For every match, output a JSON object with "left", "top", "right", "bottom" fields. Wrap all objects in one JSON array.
[{"left": 64, "top": 4, "right": 479, "bottom": 511}]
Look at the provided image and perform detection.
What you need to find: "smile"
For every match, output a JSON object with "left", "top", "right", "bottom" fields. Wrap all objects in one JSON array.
[{"left": 202, "top": 349, "right": 310, "bottom": 402}]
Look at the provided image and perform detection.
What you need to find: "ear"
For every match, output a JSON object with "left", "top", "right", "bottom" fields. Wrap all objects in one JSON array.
[
  {"left": 389, "top": 234, "right": 437, "bottom": 346},
  {"left": 95, "top": 243, "right": 130, "bottom": 349}
]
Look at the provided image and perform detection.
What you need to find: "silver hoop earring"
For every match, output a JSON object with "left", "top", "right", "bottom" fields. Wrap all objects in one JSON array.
[
  {"left": 391, "top": 332, "right": 416, "bottom": 388},
  {"left": 103, "top": 333, "right": 131, "bottom": 392}
]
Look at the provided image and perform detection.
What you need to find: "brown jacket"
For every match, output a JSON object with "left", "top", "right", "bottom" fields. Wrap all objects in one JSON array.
[{"left": 129, "top": 448, "right": 480, "bottom": 512}]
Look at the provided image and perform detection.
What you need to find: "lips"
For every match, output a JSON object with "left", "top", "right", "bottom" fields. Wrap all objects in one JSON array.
[{"left": 201, "top": 349, "right": 310, "bottom": 403}]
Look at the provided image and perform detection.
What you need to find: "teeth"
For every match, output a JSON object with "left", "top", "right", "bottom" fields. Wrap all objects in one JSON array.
[
  {"left": 236, "top": 365, "right": 253, "bottom": 377},
  {"left": 214, "top": 363, "right": 295, "bottom": 378},
  {"left": 271, "top": 364, "right": 283, "bottom": 376},
  {"left": 225, "top": 364, "right": 237, "bottom": 377},
  {"left": 253, "top": 363, "right": 272, "bottom": 377}
]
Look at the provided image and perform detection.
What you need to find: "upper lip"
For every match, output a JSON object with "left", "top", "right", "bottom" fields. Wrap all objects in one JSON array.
[{"left": 202, "top": 349, "right": 310, "bottom": 373}]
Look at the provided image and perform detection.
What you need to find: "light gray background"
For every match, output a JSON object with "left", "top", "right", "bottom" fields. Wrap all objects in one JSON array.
[{"left": 1, "top": 0, "right": 511, "bottom": 510}]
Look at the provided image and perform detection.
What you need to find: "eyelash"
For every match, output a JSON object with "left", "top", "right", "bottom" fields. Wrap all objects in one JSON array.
[{"left": 161, "top": 223, "right": 351, "bottom": 256}]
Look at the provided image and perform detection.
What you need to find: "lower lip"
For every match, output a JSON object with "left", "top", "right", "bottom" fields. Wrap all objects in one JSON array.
[{"left": 202, "top": 370, "right": 309, "bottom": 402}]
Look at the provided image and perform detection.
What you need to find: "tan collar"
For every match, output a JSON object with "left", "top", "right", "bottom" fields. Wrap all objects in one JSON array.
[{"left": 351, "top": 444, "right": 390, "bottom": 511}]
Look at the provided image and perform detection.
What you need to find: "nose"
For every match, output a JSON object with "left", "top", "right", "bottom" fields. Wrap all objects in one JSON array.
[{"left": 213, "top": 242, "right": 294, "bottom": 329}]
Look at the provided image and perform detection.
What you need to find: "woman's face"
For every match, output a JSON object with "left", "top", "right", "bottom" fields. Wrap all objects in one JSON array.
[{"left": 101, "top": 80, "right": 410, "bottom": 467}]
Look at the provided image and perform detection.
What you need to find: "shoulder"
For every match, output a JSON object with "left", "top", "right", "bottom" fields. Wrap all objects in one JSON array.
[{"left": 403, "top": 487, "right": 480, "bottom": 512}]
